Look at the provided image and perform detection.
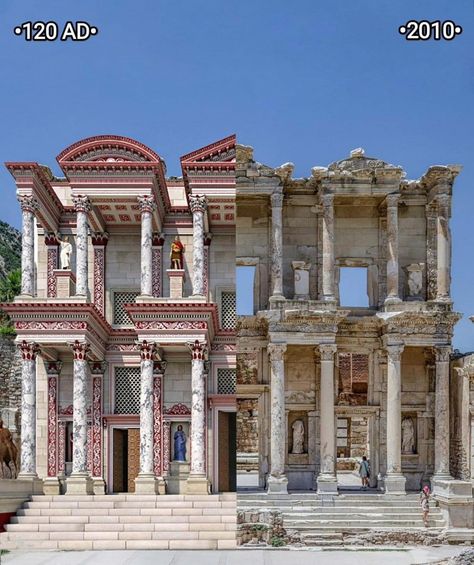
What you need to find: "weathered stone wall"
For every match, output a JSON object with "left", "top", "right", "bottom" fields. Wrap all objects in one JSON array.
[{"left": 0, "top": 335, "right": 21, "bottom": 434}]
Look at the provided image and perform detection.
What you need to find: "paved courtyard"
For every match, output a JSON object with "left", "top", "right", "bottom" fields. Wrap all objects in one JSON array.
[{"left": 2, "top": 547, "right": 470, "bottom": 565}]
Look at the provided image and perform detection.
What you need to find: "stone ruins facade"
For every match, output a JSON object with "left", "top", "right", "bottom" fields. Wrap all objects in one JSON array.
[
  {"left": 2, "top": 135, "right": 236, "bottom": 496},
  {"left": 236, "top": 145, "right": 474, "bottom": 529}
]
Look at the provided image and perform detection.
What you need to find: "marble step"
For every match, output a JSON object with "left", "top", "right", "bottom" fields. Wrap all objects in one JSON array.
[
  {"left": 31, "top": 493, "right": 236, "bottom": 502},
  {"left": 281, "top": 510, "right": 443, "bottom": 517},
  {"left": 240, "top": 505, "right": 437, "bottom": 513},
  {"left": 284, "top": 520, "right": 446, "bottom": 528}
]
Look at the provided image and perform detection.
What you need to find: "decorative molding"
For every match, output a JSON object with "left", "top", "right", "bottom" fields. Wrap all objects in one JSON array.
[
  {"left": 72, "top": 195, "right": 92, "bottom": 214},
  {"left": 139, "top": 340, "right": 156, "bottom": 361},
  {"left": 47, "top": 374, "right": 58, "bottom": 477},
  {"left": 18, "top": 194, "right": 39, "bottom": 213},
  {"left": 57, "top": 421, "right": 66, "bottom": 475},
  {"left": 267, "top": 343, "right": 286, "bottom": 362},
  {"left": 189, "top": 339, "right": 207, "bottom": 360},
  {"left": 137, "top": 195, "right": 156, "bottom": 214},
  {"left": 91, "top": 375, "right": 103, "bottom": 477},
  {"left": 164, "top": 403, "right": 191, "bottom": 416},
  {"left": 189, "top": 194, "right": 207, "bottom": 214},
  {"left": 70, "top": 340, "right": 90, "bottom": 360},
  {"left": 136, "top": 320, "right": 207, "bottom": 330},
  {"left": 319, "top": 343, "right": 337, "bottom": 361},
  {"left": 153, "top": 374, "right": 162, "bottom": 477},
  {"left": 46, "top": 239, "right": 58, "bottom": 298},
  {"left": 163, "top": 420, "right": 171, "bottom": 473},
  {"left": 18, "top": 341, "right": 40, "bottom": 361},
  {"left": 93, "top": 245, "right": 106, "bottom": 316}
]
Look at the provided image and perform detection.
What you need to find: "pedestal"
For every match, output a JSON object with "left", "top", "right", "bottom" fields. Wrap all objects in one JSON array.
[
  {"left": 43, "top": 477, "right": 61, "bottom": 495},
  {"left": 92, "top": 478, "right": 106, "bottom": 495},
  {"left": 54, "top": 270, "right": 76, "bottom": 298},
  {"left": 432, "top": 479, "right": 474, "bottom": 528},
  {"left": 167, "top": 269, "right": 185, "bottom": 299},
  {"left": 267, "top": 475, "right": 288, "bottom": 494},
  {"left": 186, "top": 475, "right": 210, "bottom": 495},
  {"left": 165, "top": 461, "right": 190, "bottom": 494},
  {"left": 134, "top": 473, "right": 165, "bottom": 495},
  {"left": 317, "top": 474, "right": 338, "bottom": 494},
  {"left": 384, "top": 474, "right": 406, "bottom": 495},
  {"left": 292, "top": 261, "right": 310, "bottom": 300},
  {"left": 15, "top": 475, "right": 44, "bottom": 496},
  {"left": 65, "top": 473, "right": 94, "bottom": 495}
]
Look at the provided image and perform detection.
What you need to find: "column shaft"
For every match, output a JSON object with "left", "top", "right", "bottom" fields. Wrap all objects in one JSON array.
[
  {"left": 71, "top": 342, "right": 90, "bottom": 475},
  {"left": 18, "top": 341, "right": 40, "bottom": 477},
  {"left": 190, "top": 195, "right": 207, "bottom": 296},
  {"left": 189, "top": 341, "right": 206, "bottom": 475},
  {"left": 140, "top": 350, "right": 154, "bottom": 475},
  {"left": 138, "top": 196, "right": 155, "bottom": 296},
  {"left": 73, "top": 196, "right": 91, "bottom": 297},
  {"left": 317, "top": 344, "right": 338, "bottom": 493},
  {"left": 321, "top": 194, "right": 335, "bottom": 301},
  {"left": 270, "top": 192, "right": 284, "bottom": 300},
  {"left": 436, "top": 195, "right": 451, "bottom": 301},
  {"left": 267, "top": 343, "right": 287, "bottom": 493},
  {"left": 385, "top": 194, "right": 400, "bottom": 303},
  {"left": 434, "top": 347, "right": 451, "bottom": 478},
  {"left": 18, "top": 196, "right": 38, "bottom": 296}
]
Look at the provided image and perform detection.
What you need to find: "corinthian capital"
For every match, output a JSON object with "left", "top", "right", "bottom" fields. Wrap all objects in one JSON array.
[
  {"left": 386, "top": 193, "right": 400, "bottom": 209},
  {"left": 386, "top": 344, "right": 404, "bottom": 362},
  {"left": 18, "top": 340, "right": 40, "bottom": 361},
  {"left": 72, "top": 195, "right": 92, "bottom": 213},
  {"left": 318, "top": 343, "right": 337, "bottom": 361},
  {"left": 189, "top": 195, "right": 207, "bottom": 214},
  {"left": 270, "top": 191, "right": 283, "bottom": 208},
  {"left": 18, "top": 194, "right": 39, "bottom": 213},
  {"left": 188, "top": 339, "right": 208, "bottom": 360},
  {"left": 70, "top": 340, "right": 90, "bottom": 360},
  {"left": 435, "top": 346, "right": 451, "bottom": 363},
  {"left": 268, "top": 343, "right": 287, "bottom": 362},
  {"left": 137, "top": 195, "right": 156, "bottom": 214},
  {"left": 138, "top": 340, "right": 156, "bottom": 361}
]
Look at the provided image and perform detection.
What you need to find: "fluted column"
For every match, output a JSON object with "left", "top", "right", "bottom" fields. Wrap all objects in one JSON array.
[
  {"left": 270, "top": 191, "right": 284, "bottom": 301},
  {"left": 321, "top": 193, "right": 335, "bottom": 302},
  {"left": 385, "top": 344, "right": 406, "bottom": 494},
  {"left": 18, "top": 341, "right": 40, "bottom": 478},
  {"left": 138, "top": 196, "right": 156, "bottom": 297},
  {"left": 267, "top": 343, "right": 288, "bottom": 493},
  {"left": 436, "top": 195, "right": 451, "bottom": 302},
  {"left": 385, "top": 194, "right": 401, "bottom": 304},
  {"left": 72, "top": 195, "right": 91, "bottom": 298},
  {"left": 190, "top": 195, "right": 207, "bottom": 297},
  {"left": 67, "top": 340, "right": 93, "bottom": 495},
  {"left": 317, "top": 344, "right": 338, "bottom": 493},
  {"left": 135, "top": 340, "right": 160, "bottom": 494},
  {"left": 433, "top": 346, "right": 452, "bottom": 482},
  {"left": 186, "top": 340, "right": 210, "bottom": 494},
  {"left": 18, "top": 195, "right": 38, "bottom": 297}
]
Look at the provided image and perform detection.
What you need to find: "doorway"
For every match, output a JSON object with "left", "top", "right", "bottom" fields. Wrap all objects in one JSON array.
[
  {"left": 217, "top": 411, "right": 236, "bottom": 492},
  {"left": 112, "top": 428, "right": 140, "bottom": 493}
]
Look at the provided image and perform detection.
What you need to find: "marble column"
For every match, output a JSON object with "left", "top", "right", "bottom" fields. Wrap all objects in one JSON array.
[
  {"left": 190, "top": 195, "right": 207, "bottom": 297},
  {"left": 18, "top": 195, "right": 38, "bottom": 297},
  {"left": 138, "top": 196, "right": 156, "bottom": 297},
  {"left": 317, "top": 344, "right": 338, "bottom": 493},
  {"left": 89, "top": 361, "right": 107, "bottom": 495},
  {"left": 436, "top": 195, "right": 451, "bottom": 302},
  {"left": 385, "top": 344, "right": 406, "bottom": 494},
  {"left": 135, "top": 340, "right": 160, "bottom": 494},
  {"left": 321, "top": 193, "right": 336, "bottom": 302},
  {"left": 72, "top": 195, "right": 91, "bottom": 298},
  {"left": 385, "top": 194, "right": 401, "bottom": 304},
  {"left": 433, "top": 346, "right": 452, "bottom": 482},
  {"left": 267, "top": 343, "right": 288, "bottom": 493},
  {"left": 186, "top": 340, "right": 210, "bottom": 494},
  {"left": 91, "top": 232, "right": 109, "bottom": 316},
  {"left": 67, "top": 340, "right": 93, "bottom": 494},
  {"left": 270, "top": 191, "right": 284, "bottom": 301},
  {"left": 43, "top": 361, "right": 63, "bottom": 495},
  {"left": 17, "top": 341, "right": 40, "bottom": 479}
]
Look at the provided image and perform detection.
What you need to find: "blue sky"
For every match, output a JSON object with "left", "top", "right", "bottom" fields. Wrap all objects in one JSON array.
[{"left": 1, "top": 1, "right": 473, "bottom": 350}]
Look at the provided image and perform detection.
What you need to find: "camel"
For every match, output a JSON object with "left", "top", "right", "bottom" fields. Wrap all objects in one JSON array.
[{"left": 0, "top": 420, "right": 18, "bottom": 479}]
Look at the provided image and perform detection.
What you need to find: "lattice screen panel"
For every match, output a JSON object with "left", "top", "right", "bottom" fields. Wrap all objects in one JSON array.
[
  {"left": 113, "top": 291, "right": 140, "bottom": 325},
  {"left": 217, "top": 368, "right": 236, "bottom": 394},
  {"left": 114, "top": 367, "right": 141, "bottom": 414},
  {"left": 220, "top": 291, "right": 236, "bottom": 329}
]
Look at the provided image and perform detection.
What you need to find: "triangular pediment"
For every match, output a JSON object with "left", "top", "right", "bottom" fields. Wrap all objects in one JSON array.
[{"left": 180, "top": 134, "right": 236, "bottom": 164}]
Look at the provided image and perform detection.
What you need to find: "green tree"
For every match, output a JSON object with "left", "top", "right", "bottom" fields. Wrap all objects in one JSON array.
[{"left": 0, "top": 269, "right": 21, "bottom": 302}]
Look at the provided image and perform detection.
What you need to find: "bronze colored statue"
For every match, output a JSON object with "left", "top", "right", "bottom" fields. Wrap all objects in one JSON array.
[
  {"left": 170, "top": 235, "right": 185, "bottom": 269},
  {"left": 0, "top": 419, "right": 18, "bottom": 479}
]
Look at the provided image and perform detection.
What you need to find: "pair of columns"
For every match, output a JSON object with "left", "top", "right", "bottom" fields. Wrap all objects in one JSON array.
[
  {"left": 266, "top": 342, "right": 453, "bottom": 495},
  {"left": 267, "top": 190, "right": 452, "bottom": 304},
  {"left": 135, "top": 339, "right": 209, "bottom": 494},
  {"left": 267, "top": 342, "right": 338, "bottom": 493}
]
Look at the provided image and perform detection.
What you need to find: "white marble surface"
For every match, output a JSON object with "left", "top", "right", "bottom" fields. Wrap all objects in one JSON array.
[
  {"left": 18, "top": 196, "right": 37, "bottom": 296},
  {"left": 386, "top": 344, "right": 403, "bottom": 475},
  {"left": 321, "top": 193, "right": 335, "bottom": 301},
  {"left": 139, "top": 357, "right": 154, "bottom": 474},
  {"left": 138, "top": 196, "right": 156, "bottom": 296},
  {"left": 434, "top": 346, "right": 451, "bottom": 477},
  {"left": 72, "top": 348, "right": 90, "bottom": 475},
  {"left": 268, "top": 344, "right": 286, "bottom": 479},
  {"left": 73, "top": 196, "right": 91, "bottom": 297},
  {"left": 386, "top": 194, "right": 400, "bottom": 301},
  {"left": 190, "top": 195, "right": 206, "bottom": 296},
  {"left": 189, "top": 341, "right": 206, "bottom": 476},
  {"left": 436, "top": 194, "right": 451, "bottom": 300},
  {"left": 270, "top": 192, "right": 284, "bottom": 299},
  {"left": 19, "top": 343, "right": 39, "bottom": 476},
  {"left": 318, "top": 344, "right": 337, "bottom": 476}
]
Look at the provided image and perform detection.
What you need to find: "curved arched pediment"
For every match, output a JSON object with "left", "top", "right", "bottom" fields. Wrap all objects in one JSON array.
[{"left": 57, "top": 135, "right": 162, "bottom": 164}]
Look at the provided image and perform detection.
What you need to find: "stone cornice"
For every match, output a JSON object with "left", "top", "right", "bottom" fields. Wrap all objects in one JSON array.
[{"left": 377, "top": 311, "right": 462, "bottom": 338}]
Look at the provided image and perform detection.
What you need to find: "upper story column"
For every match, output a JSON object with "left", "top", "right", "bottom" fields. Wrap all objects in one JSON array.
[
  {"left": 189, "top": 195, "right": 207, "bottom": 297},
  {"left": 138, "top": 196, "right": 156, "bottom": 297},
  {"left": 18, "top": 195, "right": 39, "bottom": 297},
  {"left": 385, "top": 194, "right": 401, "bottom": 304},
  {"left": 436, "top": 194, "right": 451, "bottom": 302},
  {"left": 321, "top": 193, "right": 335, "bottom": 302},
  {"left": 433, "top": 346, "right": 452, "bottom": 484},
  {"left": 270, "top": 190, "right": 284, "bottom": 301},
  {"left": 72, "top": 195, "right": 92, "bottom": 298}
]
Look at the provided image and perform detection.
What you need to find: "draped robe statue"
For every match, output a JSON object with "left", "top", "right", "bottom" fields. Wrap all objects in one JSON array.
[{"left": 174, "top": 425, "right": 187, "bottom": 461}]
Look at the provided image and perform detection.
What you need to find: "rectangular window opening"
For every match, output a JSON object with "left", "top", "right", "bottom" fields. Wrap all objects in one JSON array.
[
  {"left": 237, "top": 266, "right": 256, "bottom": 315},
  {"left": 339, "top": 267, "right": 369, "bottom": 307}
]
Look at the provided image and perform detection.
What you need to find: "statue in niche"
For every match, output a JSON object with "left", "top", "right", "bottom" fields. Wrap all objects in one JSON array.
[
  {"left": 56, "top": 233, "right": 73, "bottom": 270},
  {"left": 406, "top": 263, "right": 424, "bottom": 298},
  {"left": 170, "top": 235, "right": 185, "bottom": 269},
  {"left": 402, "top": 417, "right": 415, "bottom": 454},
  {"left": 173, "top": 424, "right": 187, "bottom": 461},
  {"left": 291, "top": 419, "right": 305, "bottom": 454}
]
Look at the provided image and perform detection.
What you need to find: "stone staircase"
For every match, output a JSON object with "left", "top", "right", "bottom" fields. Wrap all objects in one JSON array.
[
  {"left": 0, "top": 493, "right": 236, "bottom": 550},
  {"left": 238, "top": 492, "right": 447, "bottom": 546}
]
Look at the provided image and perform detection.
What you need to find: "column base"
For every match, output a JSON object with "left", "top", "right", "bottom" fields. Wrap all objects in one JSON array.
[
  {"left": 384, "top": 473, "right": 406, "bottom": 495},
  {"left": 384, "top": 296, "right": 402, "bottom": 306},
  {"left": 134, "top": 473, "right": 166, "bottom": 494},
  {"left": 16, "top": 474, "right": 44, "bottom": 495},
  {"left": 434, "top": 295, "right": 452, "bottom": 304},
  {"left": 66, "top": 473, "right": 94, "bottom": 495},
  {"left": 92, "top": 477, "right": 106, "bottom": 495},
  {"left": 317, "top": 474, "right": 338, "bottom": 494},
  {"left": 269, "top": 294, "right": 285, "bottom": 304},
  {"left": 267, "top": 475, "right": 288, "bottom": 494},
  {"left": 186, "top": 475, "right": 210, "bottom": 495},
  {"left": 43, "top": 476, "right": 61, "bottom": 495}
]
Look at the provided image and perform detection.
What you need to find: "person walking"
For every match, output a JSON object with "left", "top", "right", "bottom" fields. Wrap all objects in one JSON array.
[
  {"left": 420, "top": 485, "right": 431, "bottom": 527},
  {"left": 358, "top": 455, "right": 370, "bottom": 490}
]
